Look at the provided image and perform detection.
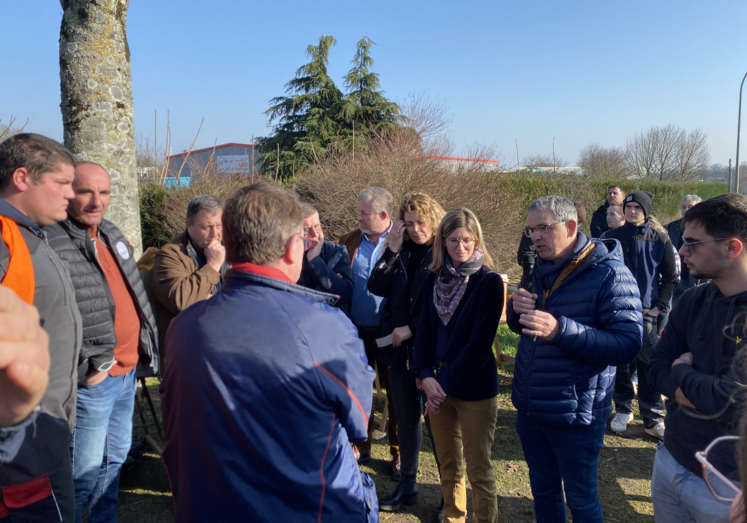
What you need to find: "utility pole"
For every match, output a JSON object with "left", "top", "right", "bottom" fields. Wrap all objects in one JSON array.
[{"left": 735, "top": 71, "right": 747, "bottom": 194}]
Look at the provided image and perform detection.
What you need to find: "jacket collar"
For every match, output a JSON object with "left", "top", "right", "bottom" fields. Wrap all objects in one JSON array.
[
  {"left": 223, "top": 269, "right": 339, "bottom": 306},
  {"left": 622, "top": 220, "right": 650, "bottom": 235},
  {"left": 232, "top": 262, "right": 294, "bottom": 284},
  {"left": 0, "top": 199, "right": 43, "bottom": 237}
]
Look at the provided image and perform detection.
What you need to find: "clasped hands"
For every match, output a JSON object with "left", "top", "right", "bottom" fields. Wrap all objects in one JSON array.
[
  {"left": 421, "top": 377, "right": 446, "bottom": 417},
  {"left": 512, "top": 288, "right": 559, "bottom": 340}
]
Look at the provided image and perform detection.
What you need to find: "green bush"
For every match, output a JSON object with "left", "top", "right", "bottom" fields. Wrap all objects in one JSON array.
[{"left": 139, "top": 183, "right": 172, "bottom": 249}]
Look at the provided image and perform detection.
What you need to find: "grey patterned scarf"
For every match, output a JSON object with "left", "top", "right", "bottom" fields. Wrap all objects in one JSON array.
[{"left": 433, "top": 249, "right": 485, "bottom": 326}]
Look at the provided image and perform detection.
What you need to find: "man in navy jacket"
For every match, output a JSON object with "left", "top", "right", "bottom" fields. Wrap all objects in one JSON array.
[
  {"left": 161, "top": 181, "right": 378, "bottom": 523},
  {"left": 603, "top": 191, "right": 678, "bottom": 439},
  {"left": 509, "top": 195, "right": 641, "bottom": 523}
]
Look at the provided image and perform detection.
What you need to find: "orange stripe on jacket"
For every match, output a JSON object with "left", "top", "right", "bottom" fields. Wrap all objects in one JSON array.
[
  {"left": 0, "top": 216, "right": 34, "bottom": 305},
  {"left": 317, "top": 412, "right": 335, "bottom": 523},
  {"left": 313, "top": 362, "right": 368, "bottom": 425}
]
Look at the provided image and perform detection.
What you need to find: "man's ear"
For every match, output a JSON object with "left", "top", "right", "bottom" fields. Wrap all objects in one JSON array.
[
  {"left": 380, "top": 210, "right": 389, "bottom": 222},
  {"left": 282, "top": 234, "right": 302, "bottom": 265},
  {"left": 566, "top": 219, "right": 578, "bottom": 236},
  {"left": 726, "top": 238, "right": 744, "bottom": 259},
  {"left": 11, "top": 167, "right": 31, "bottom": 192}
]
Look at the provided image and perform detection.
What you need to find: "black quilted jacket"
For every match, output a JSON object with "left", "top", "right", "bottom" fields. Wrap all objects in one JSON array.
[{"left": 46, "top": 218, "right": 158, "bottom": 380}]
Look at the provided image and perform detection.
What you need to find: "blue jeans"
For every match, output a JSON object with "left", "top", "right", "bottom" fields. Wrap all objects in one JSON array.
[
  {"left": 651, "top": 443, "right": 738, "bottom": 523},
  {"left": 516, "top": 412, "right": 605, "bottom": 523},
  {"left": 70, "top": 369, "right": 136, "bottom": 523}
]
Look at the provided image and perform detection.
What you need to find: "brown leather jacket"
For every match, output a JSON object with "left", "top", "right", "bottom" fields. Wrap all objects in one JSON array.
[
  {"left": 338, "top": 229, "right": 363, "bottom": 269},
  {"left": 151, "top": 231, "right": 226, "bottom": 359}
]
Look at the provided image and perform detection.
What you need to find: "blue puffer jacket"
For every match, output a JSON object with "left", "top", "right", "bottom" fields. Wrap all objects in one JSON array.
[
  {"left": 161, "top": 269, "right": 378, "bottom": 522},
  {"left": 509, "top": 234, "right": 643, "bottom": 426}
]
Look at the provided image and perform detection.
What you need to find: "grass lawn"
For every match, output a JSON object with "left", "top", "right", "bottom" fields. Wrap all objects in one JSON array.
[{"left": 112, "top": 326, "right": 658, "bottom": 522}]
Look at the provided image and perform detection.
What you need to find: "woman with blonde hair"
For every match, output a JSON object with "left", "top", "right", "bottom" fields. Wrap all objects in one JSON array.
[
  {"left": 368, "top": 193, "right": 446, "bottom": 514},
  {"left": 411, "top": 208, "right": 503, "bottom": 523}
]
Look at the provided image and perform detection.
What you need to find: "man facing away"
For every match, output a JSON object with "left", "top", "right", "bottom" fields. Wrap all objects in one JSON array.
[
  {"left": 647, "top": 194, "right": 747, "bottom": 523},
  {"left": 45, "top": 162, "right": 158, "bottom": 522},
  {"left": 666, "top": 195, "right": 706, "bottom": 306},
  {"left": 339, "top": 187, "right": 399, "bottom": 472},
  {"left": 590, "top": 185, "right": 625, "bottom": 238},
  {"left": 0, "top": 133, "right": 82, "bottom": 521},
  {"left": 603, "top": 190, "right": 678, "bottom": 439},
  {"left": 151, "top": 195, "right": 228, "bottom": 365},
  {"left": 509, "top": 195, "right": 641, "bottom": 522},
  {"left": 296, "top": 202, "right": 353, "bottom": 312},
  {"left": 161, "top": 181, "right": 377, "bottom": 522}
]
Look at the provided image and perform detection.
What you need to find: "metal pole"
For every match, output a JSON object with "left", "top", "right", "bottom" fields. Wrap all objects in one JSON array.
[
  {"left": 729, "top": 159, "right": 733, "bottom": 192},
  {"left": 736, "top": 71, "right": 747, "bottom": 194}
]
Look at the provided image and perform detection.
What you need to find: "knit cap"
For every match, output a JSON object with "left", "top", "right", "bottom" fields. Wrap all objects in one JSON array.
[{"left": 623, "top": 191, "right": 653, "bottom": 218}]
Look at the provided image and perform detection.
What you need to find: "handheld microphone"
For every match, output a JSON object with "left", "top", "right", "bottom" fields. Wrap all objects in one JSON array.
[{"left": 522, "top": 251, "right": 535, "bottom": 294}]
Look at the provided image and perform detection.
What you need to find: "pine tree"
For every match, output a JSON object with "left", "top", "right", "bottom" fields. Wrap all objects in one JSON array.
[
  {"left": 339, "top": 37, "right": 401, "bottom": 147},
  {"left": 257, "top": 36, "right": 343, "bottom": 177}
]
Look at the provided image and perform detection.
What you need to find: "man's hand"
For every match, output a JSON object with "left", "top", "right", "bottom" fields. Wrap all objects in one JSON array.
[
  {"left": 675, "top": 387, "right": 696, "bottom": 409},
  {"left": 519, "top": 310, "right": 560, "bottom": 340},
  {"left": 672, "top": 352, "right": 693, "bottom": 368},
  {"left": 392, "top": 326, "right": 412, "bottom": 348},
  {"left": 306, "top": 237, "right": 323, "bottom": 261},
  {"left": 512, "top": 288, "right": 538, "bottom": 315},
  {"left": 0, "top": 286, "right": 50, "bottom": 427},
  {"left": 388, "top": 220, "right": 406, "bottom": 253},
  {"left": 205, "top": 238, "right": 226, "bottom": 273},
  {"left": 421, "top": 377, "right": 446, "bottom": 416},
  {"left": 83, "top": 370, "right": 108, "bottom": 387},
  {"left": 646, "top": 307, "right": 661, "bottom": 318}
]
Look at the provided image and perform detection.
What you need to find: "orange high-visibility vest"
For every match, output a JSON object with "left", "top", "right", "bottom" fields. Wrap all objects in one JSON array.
[{"left": 0, "top": 216, "right": 34, "bottom": 304}]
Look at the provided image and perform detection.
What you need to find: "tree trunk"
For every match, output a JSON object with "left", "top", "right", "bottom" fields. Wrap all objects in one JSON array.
[{"left": 59, "top": 0, "right": 141, "bottom": 257}]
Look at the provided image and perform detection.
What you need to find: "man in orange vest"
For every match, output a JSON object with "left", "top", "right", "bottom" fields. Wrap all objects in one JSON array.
[{"left": 0, "top": 133, "right": 82, "bottom": 522}]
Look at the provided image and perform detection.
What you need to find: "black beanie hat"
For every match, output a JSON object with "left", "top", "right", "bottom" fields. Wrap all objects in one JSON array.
[{"left": 623, "top": 191, "right": 653, "bottom": 218}]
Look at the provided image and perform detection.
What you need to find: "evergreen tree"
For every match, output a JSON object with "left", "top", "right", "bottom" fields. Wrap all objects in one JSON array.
[
  {"left": 258, "top": 36, "right": 401, "bottom": 178},
  {"left": 257, "top": 36, "right": 343, "bottom": 177},
  {"left": 338, "top": 37, "right": 401, "bottom": 148}
]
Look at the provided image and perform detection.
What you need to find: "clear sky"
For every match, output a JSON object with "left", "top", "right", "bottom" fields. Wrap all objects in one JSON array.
[{"left": 1, "top": 0, "right": 746, "bottom": 166}]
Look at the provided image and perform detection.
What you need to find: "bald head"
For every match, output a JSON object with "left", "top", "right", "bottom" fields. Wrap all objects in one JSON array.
[{"left": 68, "top": 162, "right": 111, "bottom": 228}]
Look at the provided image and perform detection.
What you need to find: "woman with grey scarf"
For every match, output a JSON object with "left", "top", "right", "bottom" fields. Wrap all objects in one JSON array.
[{"left": 411, "top": 208, "right": 503, "bottom": 523}]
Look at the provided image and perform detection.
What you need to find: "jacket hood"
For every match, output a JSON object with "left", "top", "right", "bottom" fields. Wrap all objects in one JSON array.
[{"left": 0, "top": 199, "right": 43, "bottom": 237}]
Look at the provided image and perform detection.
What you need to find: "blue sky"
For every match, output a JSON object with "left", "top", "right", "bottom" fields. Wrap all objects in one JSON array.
[{"left": 2, "top": 0, "right": 746, "bottom": 166}]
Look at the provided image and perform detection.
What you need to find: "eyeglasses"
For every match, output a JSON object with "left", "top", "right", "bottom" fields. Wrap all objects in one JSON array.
[
  {"left": 524, "top": 222, "right": 566, "bottom": 238},
  {"left": 303, "top": 224, "right": 322, "bottom": 237},
  {"left": 695, "top": 435, "right": 741, "bottom": 503},
  {"left": 446, "top": 237, "right": 475, "bottom": 248},
  {"left": 299, "top": 236, "right": 313, "bottom": 251},
  {"left": 680, "top": 237, "right": 729, "bottom": 254}
]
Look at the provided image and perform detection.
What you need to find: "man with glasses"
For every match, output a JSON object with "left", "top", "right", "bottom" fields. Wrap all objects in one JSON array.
[
  {"left": 647, "top": 193, "right": 747, "bottom": 523},
  {"left": 604, "top": 190, "right": 678, "bottom": 439},
  {"left": 509, "top": 195, "right": 641, "bottom": 523},
  {"left": 297, "top": 202, "right": 353, "bottom": 313}
]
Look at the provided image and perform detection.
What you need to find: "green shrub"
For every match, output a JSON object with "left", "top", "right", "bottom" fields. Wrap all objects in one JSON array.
[{"left": 139, "top": 183, "right": 172, "bottom": 249}]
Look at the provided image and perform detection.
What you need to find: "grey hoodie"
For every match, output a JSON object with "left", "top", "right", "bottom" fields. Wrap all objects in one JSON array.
[{"left": 0, "top": 199, "right": 82, "bottom": 431}]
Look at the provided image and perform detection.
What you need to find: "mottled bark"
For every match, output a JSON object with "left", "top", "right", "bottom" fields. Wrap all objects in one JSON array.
[{"left": 60, "top": 0, "right": 142, "bottom": 257}]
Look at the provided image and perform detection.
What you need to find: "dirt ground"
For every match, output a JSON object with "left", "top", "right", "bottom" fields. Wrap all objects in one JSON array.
[{"left": 110, "top": 374, "right": 658, "bottom": 523}]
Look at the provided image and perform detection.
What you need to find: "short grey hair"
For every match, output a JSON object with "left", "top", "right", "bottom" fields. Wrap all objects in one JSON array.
[
  {"left": 186, "top": 195, "right": 222, "bottom": 222},
  {"left": 358, "top": 187, "right": 394, "bottom": 216},
  {"left": 682, "top": 194, "right": 702, "bottom": 204},
  {"left": 527, "top": 195, "right": 578, "bottom": 223},
  {"left": 300, "top": 201, "right": 317, "bottom": 219}
]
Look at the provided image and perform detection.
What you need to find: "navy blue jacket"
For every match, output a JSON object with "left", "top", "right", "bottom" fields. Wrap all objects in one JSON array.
[
  {"left": 602, "top": 221, "right": 678, "bottom": 311},
  {"left": 298, "top": 240, "right": 354, "bottom": 313},
  {"left": 161, "top": 269, "right": 377, "bottom": 522},
  {"left": 411, "top": 266, "right": 502, "bottom": 401},
  {"left": 509, "top": 234, "right": 643, "bottom": 426}
]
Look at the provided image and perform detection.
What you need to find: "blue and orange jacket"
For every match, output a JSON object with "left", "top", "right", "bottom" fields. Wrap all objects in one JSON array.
[{"left": 161, "top": 267, "right": 377, "bottom": 522}]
